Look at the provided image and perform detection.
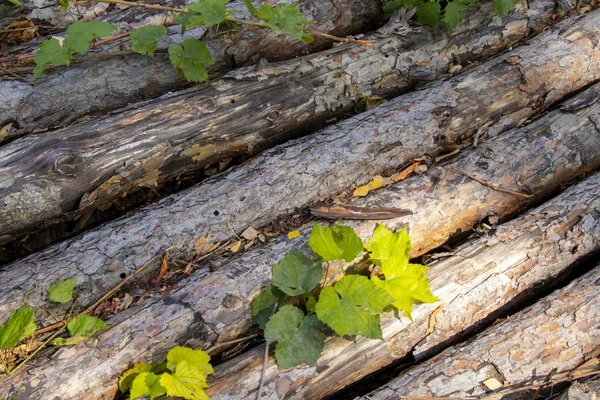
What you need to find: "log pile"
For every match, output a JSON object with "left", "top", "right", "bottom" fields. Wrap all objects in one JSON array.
[{"left": 0, "top": 1, "right": 599, "bottom": 399}]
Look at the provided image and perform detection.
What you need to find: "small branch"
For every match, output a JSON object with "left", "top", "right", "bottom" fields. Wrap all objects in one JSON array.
[
  {"left": 452, "top": 168, "right": 533, "bottom": 199},
  {"left": 0, "top": 66, "right": 31, "bottom": 84},
  {"left": 255, "top": 341, "right": 269, "bottom": 400},
  {"left": 92, "top": 32, "right": 131, "bottom": 48},
  {"left": 206, "top": 333, "right": 261, "bottom": 355}
]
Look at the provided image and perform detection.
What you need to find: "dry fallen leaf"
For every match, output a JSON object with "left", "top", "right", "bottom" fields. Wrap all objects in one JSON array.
[
  {"left": 353, "top": 177, "right": 383, "bottom": 197},
  {"left": 483, "top": 378, "right": 503, "bottom": 390},
  {"left": 241, "top": 226, "right": 259, "bottom": 241},
  {"left": 194, "top": 233, "right": 220, "bottom": 257},
  {"left": 0, "top": 123, "right": 12, "bottom": 142},
  {"left": 230, "top": 240, "right": 242, "bottom": 253},
  {"left": 5, "top": 20, "right": 38, "bottom": 43},
  {"left": 287, "top": 230, "right": 300, "bottom": 239}
]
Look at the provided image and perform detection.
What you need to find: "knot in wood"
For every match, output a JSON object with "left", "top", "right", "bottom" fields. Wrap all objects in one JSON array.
[{"left": 54, "top": 153, "right": 84, "bottom": 177}]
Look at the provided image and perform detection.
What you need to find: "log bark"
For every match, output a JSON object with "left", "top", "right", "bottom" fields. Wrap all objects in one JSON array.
[
  {"left": 205, "top": 171, "right": 600, "bottom": 400},
  {"left": 1, "top": 82, "right": 600, "bottom": 399},
  {"left": 1, "top": 9, "right": 600, "bottom": 319},
  {"left": 0, "top": 0, "right": 382, "bottom": 138},
  {"left": 0, "top": 0, "right": 568, "bottom": 249},
  {"left": 360, "top": 265, "right": 600, "bottom": 400}
]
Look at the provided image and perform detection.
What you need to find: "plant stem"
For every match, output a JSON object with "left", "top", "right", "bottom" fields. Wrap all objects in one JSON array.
[
  {"left": 206, "top": 333, "right": 261, "bottom": 355},
  {"left": 7, "top": 327, "right": 66, "bottom": 376}
]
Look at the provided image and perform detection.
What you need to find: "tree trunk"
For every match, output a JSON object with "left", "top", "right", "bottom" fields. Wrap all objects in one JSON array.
[
  {"left": 1, "top": 83, "right": 600, "bottom": 399},
  {"left": 359, "top": 265, "right": 600, "bottom": 400},
  {"left": 206, "top": 171, "right": 600, "bottom": 400},
  {"left": 0, "top": 0, "right": 567, "bottom": 249},
  {"left": 0, "top": 0, "right": 382, "bottom": 137}
]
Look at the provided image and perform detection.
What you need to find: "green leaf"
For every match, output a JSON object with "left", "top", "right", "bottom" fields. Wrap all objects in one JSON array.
[
  {"left": 20, "top": 320, "right": 37, "bottom": 340},
  {"left": 130, "top": 372, "right": 167, "bottom": 400},
  {"left": 372, "top": 254, "right": 438, "bottom": 319},
  {"left": 168, "top": 39, "right": 214, "bottom": 82},
  {"left": 166, "top": 347, "right": 213, "bottom": 376},
  {"left": 187, "top": 0, "right": 229, "bottom": 26},
  {"left": 47, "top": 278, "right": 76, "bottom": 304},
  {"left": 308, "top": 223, "right": 363, "bottom": 262},
  {"left": 57, "top": 0, "right": 68, "bottom": 9},
  {"left": 272, "top": 248, "right": 323, "bottom": 296},
  {"left": 52, "top": 334, "right": 90, "bottom": 346},
  {"left": 129, "top": 25, "right": 167, "bottom": 56},
  {"left": 494, "top": 0, "right": 515, "bottom": 16},
  {"left": 306, "top": 295, "right": 317, "bottom": 313},
  {"left": 264, "top": 305, "right": 325, "bottom": 369},
  {"left": 364, "top": 224, "right": 411, "bottom": 266},
  {"left": 416, "top": 1, "right": 441, "bottom": 26},
  {"left": 251, "top": 284, "right": 285, "bottom": 329},
  {"left": 64, "top": 21, "right": 116, "bottom": 53},
  {"left": 173, "top": 12, "right": 205, "bottom": 34},
  {"left": 315, "top": 275, "right": 393, "bottom": 339},
  {"left": 444, "top": 0, "right": 467, "bottom": 30},
  {"left": 160, "top": 361, "right": 209, "bottom": 400},
  {"left": 0, "top": 306, "right": 35, "bottom": 349},
  {"left": 67, "top": 314, "right": 108, "bottom": 337},
  {"left": 255, "top": 3, "right": 313, "bottom": 43},
  {"left": 8, "top": 0, "right": 23, "bottom": 6},
  {"left": 32, "top": 38, "right": 72, "bottom": 80},
  {"left": 243, "top": 0, "right": 255, "bottom": 15},
  {"left": 119, "top": 363, "right": 154, "bottom": 393}
]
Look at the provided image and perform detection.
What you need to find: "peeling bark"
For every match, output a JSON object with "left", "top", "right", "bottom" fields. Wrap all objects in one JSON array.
[
  {"left": 360, "top": 265, "right": 600, "bottom": 399},
  {"left": 1, "top": 9, "right": 600, "bottom": 318},
  {"left": 1, "top": 83, "right": 600, "bottom": 399},
  {"left": 0, "top": 0, "right": 382, "bottom": 137}
]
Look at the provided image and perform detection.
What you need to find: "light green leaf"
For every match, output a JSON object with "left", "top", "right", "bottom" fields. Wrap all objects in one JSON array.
[
  {"left": 308, "top": 223, "right": 363, "bottom": 262},
  {"left": 243, "top": 0, "right": 255, "bottom": 15},
  {"left": 444, "top": 0, "right": 467, "bottom": 29},
  {"left": 416, "top": 1, "right": 441, "bottom": 26},
  {"left": 57, "top": 0, "right": 68, "bottom": 9},
  {"left": 494, "top": 0, "right": 515, "bottom": 16},
  {"left": 52, "top": 334, "right": 89, "bottom": 346},
  {"left": 0, "top": 305, "right": 35, "bottom": 349},
  {"left": 255, "top": 3, "right": 313, "bottom": 43},
  {"left": 130, "top": 372, "right": 166, "bottom": 400},
  {"left": 264, "top": 305, "right": 325, "bottom": 369},
  {"left": 306, "top": 295, "right": 317, "bottom": 313},
  {"left": 64, "top": 21, "right": 116, "bottom": 53},
  {"left": 166, "top": 346, "right": 213, "bottom": 376},
  {"left": 364, "top": 224, "right": 411, "bottom": 266},
  {"left": 32, "top": 38, "right": 72, "bottom": 80},
  {"left": 20, "top": 320, "right": 37, "bottom": 340},
  {"left": 187, "top": 0, "right": 229, "bottom": 26},
  {"left": 129, "top": 25, "right": 167, "bottom": 56},
  {"left": 315, "top": 275, "right": 393, "bottom": 339},
  {"left": 372, "top": 254, "right": 438, "bottom": 319},
  {"left": 168, "top": 39, "right": 214, "bottom": 82},
  {"left": 8, "top": 0, "right": 23, "bottom": 6},
  {"left": 272, "top": 248, "right": 323, "bottom": 296},
  {"left": 47, "top": 278, "right": 76, "bottom": 304},
  {"left": 67, "top": 314, "right": 108, "bottom": 337},
  {"left": 160, "top": 361, "right": 209, "bottom": 400},
  {"left": 119, "top": 363, "right": 153, "bottom": 393},
  {"left": 251, "top": 284, "right": 285, "bottom": 329}
]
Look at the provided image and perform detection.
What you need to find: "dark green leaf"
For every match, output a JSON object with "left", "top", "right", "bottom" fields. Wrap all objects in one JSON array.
[
  {"left": 444, "top": 0, "right": 467, "bottom": 29},
  {"left": 32, "top": 38, "right": 72, "bottom": 80},
  {"left": 0, "top": 306, "right": 35, "bottom": 349},
  {"left": 416, "top": 1, "right": 441, "bottom": 26},
  {"left": 187, "top": 0, "right": 229, "bottom": 27},
  {"left": 251, "top": 284, "right": 285, "bottom": 329},
  {"left": 272, "top": 248, "right": 323, "bottom": 296},
  {"left": 168, "top": 39, "right": 214, "bottom": 82},
  {"left": 129, "top": 25, "right": 167, "bottom": 56},
  {"left": 264, "top": 305, "right": 325, "bottom": 369},
  {"left": 255, "top": 3, "right": 313, "bottom": 43},
  {"left": 494, "top": 0, "right": 515, "bottom": 16},
  {"left": 47, "top": 278, "right": 76, "bottom": 304},
  {"left": 64, "top": 21, "right": 116, "bottom": 53},
  {"left": 67, "top": 314, "right": 108, "bottom": 337}
]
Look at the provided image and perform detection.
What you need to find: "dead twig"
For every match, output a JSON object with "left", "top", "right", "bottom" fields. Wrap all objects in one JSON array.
[
  {"left": 452, "top": 168, "right": 533, "bottom": 198},
  {"left": 256, "top": 341, "right": 270, "bottom": 400}
]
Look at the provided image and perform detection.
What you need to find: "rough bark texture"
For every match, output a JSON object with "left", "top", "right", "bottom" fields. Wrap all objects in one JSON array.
[
  {"left": 1, "top": 83, "right": 600, "bottom": 399},
  {"left": 0, "top": 0, "right": 568, "bottom": 248},
  {"left": 360, "top": 265, "right": 600, "bottom": 399},
  {"left": 0, "top": 0, "right": 382, "bottom": 137},
  {"left": 1, "top": 9, "right": 600, "bottom": 320},
  {"left": 206, "top": 171, "right": 600, "bottom": 400}
]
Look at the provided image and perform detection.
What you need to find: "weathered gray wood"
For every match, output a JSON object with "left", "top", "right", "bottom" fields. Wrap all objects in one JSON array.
[
  {"left": 0, "top": 0, "right": 567, "bottom": 251},
  {"left": 0, "top": 0, "right": 382, "bottom": 137},
  {"left": 1, "top": 8, "right": 600, "bottom": 322},
  {"left": 360, "top": 265, "right": 600, "bottom": 399},
  {"left": 1, "top": 82, "right": 600, "bottom": 399},
  {"left": 206, "top": 171, "right": 600, "bottom": 400}
]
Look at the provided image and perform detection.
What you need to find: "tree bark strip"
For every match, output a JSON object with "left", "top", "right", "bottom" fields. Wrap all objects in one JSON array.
[
  {"left": 0, "top": 0, "right": 580, "bottom": 248},
  {"left": 360, "top": 265, "right": 600, "bottom": 400},
  {"left": 1, "top": 83, "right": 600, "bottom": 398},
  {"left": 206, "top": 171, "right": 600, "bottom": 400},
  {"left": 1, "top": 9, "right": 600, "bottom": 320},
  {"left": 0, "top": 0, "right": 382, "bottom": 137}
]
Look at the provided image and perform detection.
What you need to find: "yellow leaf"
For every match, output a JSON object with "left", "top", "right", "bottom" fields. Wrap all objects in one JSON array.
[
  {"left": 353, "top": 178, "right": 383, "bottom": 197},
  {"left": 483, "top": 378, "right": 503, "bottom": 390},
  {"left": 230, "top": 240, "right": 242, "bottom": 253},
  {"left": 353, "top": 185, "right": 370, "bottom": 197},
  {"left": 287, "top": 230, "right": 300, "bottom": 239}
]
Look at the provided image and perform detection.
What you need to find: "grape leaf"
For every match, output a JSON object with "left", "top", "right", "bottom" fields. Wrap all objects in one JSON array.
[
  {"left": 272, "top": 248, "right": 323, "bottom": 296},
  {"left": 251, "top": 284, "right": 285, "bottom": 329},
  {"left": 174, "top": 12, "right": 206, "bottom": 33},
  {"left": 187, "top": 0, "right": 229, "bottom": 26},
  {"left": 0, "top": 305, "right": 35, "bottom": 349},
  {"left": 130, "top": 372, "right": 166, "bottom": 400},
  {"left": 64, "top": 21, "right": 116, "bottom": 53},
  {"left": 47, "top": 278, "right": 76, "bottom": 304},
  {"left": 494, "top": 0, "right": 515, "bottom": 16},
  {"left": 372, "top": 254, "right": 438, "bottom": 320},
  {"left": 255, "top": 3, "right": 314, "bottom": 43},
  {"left": 264, "top": 305, "right": 325, "bottom": 369},
  {"left": 166, "top": 346, "right": 213, "bottom": 376},
  {"left": 416, "top": 1, "right": 441, "bottom": 26},
  {"left": 243, "top": 0, "right": 255, "bottom": 15},
  {"left": 67, "top": 314, "right": 108, "bottom": 336},
  {"left": 315, "top": 275, "right": 393, "bottom": 339},
  {"left": 308, "top": 223, "right": 363, "bottom": 262},
  {"left": 119, "top": 363, "right": 153, "bottom": 393},
  {"left": 32, "top": 38, "right": 72, "bottom": 79},
  {"left": 129, "top": 25, "right": 167, "bottom": 56},
  {"left": 444, "top": 0, "right": 467, "bottom": 30},
  {"left": 168, "top": 39, "right": 214, "bottom": 82},
  {"left": 160, "top": 361, "right": 209, "bottom": 400},
  {"left": 364, "top": 224, "right": 411, "bottom": 266},
  {"left": 20, "top": 320, "right": 37, "bottom": 340}
]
